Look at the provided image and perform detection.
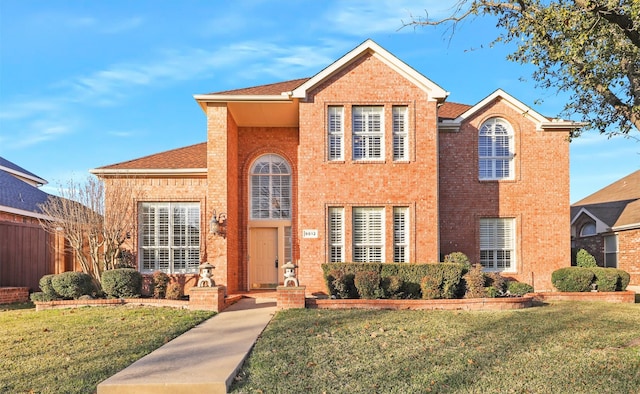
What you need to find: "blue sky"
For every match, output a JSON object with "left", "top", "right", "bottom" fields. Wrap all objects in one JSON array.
[{"left": 1, "top": 0, "right": 638, "bottom": 203}]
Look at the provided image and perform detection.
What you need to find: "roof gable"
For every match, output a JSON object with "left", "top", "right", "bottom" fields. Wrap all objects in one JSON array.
[
  {"left": 438, "top": 89, "right": 585, "bottom": 132},
  {"left": 0, "top": 156, "right": 47, "bottom": 186},
  {"left": 0, "top": 170, "right": 52, "bottom": 217},
  {"left": 291, "top": 39, "right": 449, "bottom": 102}
]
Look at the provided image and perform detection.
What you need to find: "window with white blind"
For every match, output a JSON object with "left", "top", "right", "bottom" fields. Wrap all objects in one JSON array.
[
  {"left": 250, "top": 154, "right": 291, "bottom": 219},
  {"left": 479, "top": 218, "right": 515, "bottom": 272},
  {"left": 328, "top": 207, "right": 344, "bottom": 263},
  {"left": 328, "top": 106, "right": 344, "bottom": 161},
  {"left": 393, "top": 207, "right": 409, "bottom": 262},
  {"left": 604, "top": 234, "right": 618, "bottom": 268},
  {"left": 392, "top": 106, "right": 409, "bottom": 161},
  {"left": 140, "top": 202, "right": 200, "bottom": 274},
  {"left": 353, "top": 106, "right": 384, "bottom": 160},
  {"left": 353, "top": 207, "right": 385, "bottom": 262},
  {"left": 479, "top": 118, "right": 514, "bottom": 180}
]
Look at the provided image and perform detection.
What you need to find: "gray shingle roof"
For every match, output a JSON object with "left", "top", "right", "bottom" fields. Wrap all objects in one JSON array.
[{"left": 0, "top": 158, "right": 52, "bottom": 215}]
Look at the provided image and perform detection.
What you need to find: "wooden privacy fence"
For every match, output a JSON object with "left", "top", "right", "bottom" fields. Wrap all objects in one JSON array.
[{"left": 0, "top": 221, "right": 56, "bottom": 291}]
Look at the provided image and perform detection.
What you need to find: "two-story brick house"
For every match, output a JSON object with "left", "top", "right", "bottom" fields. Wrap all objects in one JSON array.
[{"left": 92, "top": 39, "right": 581, "bottom": 295}]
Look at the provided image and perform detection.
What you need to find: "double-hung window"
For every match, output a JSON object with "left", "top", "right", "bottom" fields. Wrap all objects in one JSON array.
[
  {"left": 392, "top": 106, "right": 409, "bottom": 161},
  {"left": 604, "top": 235, "right": 618, "bottom": 268},
  {"left": 353, "top": 106, "right": 383, "bottom": 160},
  {"left": 140, "top": 202, "right": 200, "bottom": 274},
  {"left": 393, "top": 207, "right": 409, "bottom": 262},
  {"left": 353, "top": 207, "right": 384, "bottom": 262},
  {"left": 328, "top": 207, "right": 345, "bottom": 263},
  {"left": 479, "top": 118, "right": 514, "bottom": 180},
  {"left": 479, "top": 218, "right": 515, "bottom": 272},
  {"left": 327, "top": 106, "right": 344, "bottom": 161}
]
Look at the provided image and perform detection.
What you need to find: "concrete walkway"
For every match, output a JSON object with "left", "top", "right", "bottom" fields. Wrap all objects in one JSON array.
[{"left": 97, "top": 297, "right": 277, "bottom": 394}]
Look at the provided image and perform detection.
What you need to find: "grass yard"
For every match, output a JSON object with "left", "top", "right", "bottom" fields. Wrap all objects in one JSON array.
[
  {"left": 0, "top": 303, "right": 214, "bottom": 394},
  {"left": 231, "top": 301, "right": 640, "bottom": 394}
]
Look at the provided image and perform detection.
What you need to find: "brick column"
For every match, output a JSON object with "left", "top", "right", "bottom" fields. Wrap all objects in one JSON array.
[
  {"left": 188, "top": 286, "right": 226, "bottom": 312},
  {"left": 277, "top": 286, "right": 306, "bottom": 310}
]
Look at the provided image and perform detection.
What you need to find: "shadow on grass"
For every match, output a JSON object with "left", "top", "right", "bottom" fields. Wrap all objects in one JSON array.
[
  {"left": 636, "top": 294, "right": 640, "bottom": 303},
  {"left": 0, "top": 302, "right": 35, "bottom": 311}
]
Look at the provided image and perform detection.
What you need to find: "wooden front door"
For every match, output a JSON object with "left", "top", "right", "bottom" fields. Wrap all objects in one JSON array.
[{"left": 249, "top": 228, "right": 278, "bottom": 288}]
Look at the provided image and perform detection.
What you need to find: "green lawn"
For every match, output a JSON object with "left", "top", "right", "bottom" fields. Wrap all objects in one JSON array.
[
  {"left": 231, "top": 301, "right": 640, "bottom": 394},
  {"left": 0, "top": 303, "right": 214, "bottom": 394}
]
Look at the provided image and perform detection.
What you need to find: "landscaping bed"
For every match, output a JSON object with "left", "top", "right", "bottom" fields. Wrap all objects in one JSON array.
[{"left": 307, "top": 296, "right": 533, "bottom": 310}]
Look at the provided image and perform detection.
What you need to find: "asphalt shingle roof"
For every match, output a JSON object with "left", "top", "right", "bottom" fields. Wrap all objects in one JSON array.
[
  {"left": 94, "top": 142, "right": 207, "bottom": 170},
  {"left": 0, "top": 168, "right": 52, "bottom": 214},
  {"left": 572, "top": 170, "right": 640, "bottom": 229}
]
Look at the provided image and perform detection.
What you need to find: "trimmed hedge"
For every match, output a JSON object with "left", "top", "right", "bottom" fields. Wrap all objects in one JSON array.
[
  {"left": 354, "top": 270, "right": 382, "bottom": 299},
  {"left": 39, "top": 274, "right": 59, "bottom": 298},
  {"left": 322, "top": 263, "right": 466, "bottom": 299},
  {"left": 551, "top": 267, "right": 630, "bottom": 292},
  {"left": 51, "top": 272, "right": 95, "bottom": 299},
  {"left": 101, "top": 268, "right": 142, "bottom": 298},
  {"left": 507, "top": 281, "right": 534, "bottom": 296}
]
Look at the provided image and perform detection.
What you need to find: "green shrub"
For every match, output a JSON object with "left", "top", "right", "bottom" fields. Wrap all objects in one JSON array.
[
  {"left": 51, "top": 272, "right": 95, "bottom": 299},
  {"left": 591, "top": 267, "right": 618, "bottom": 291},
  {"left": 485, "top": 272, "right": 506, "bottom": 293},
  {"left": 463, "top": 264, "right": 487, "bottom": 298},
  {"left": 551, "top": 267, "right": 595, "bottom": 292},
  {"left": 152, "top": 271, "right": 170, "bottom": 299},
  {"left": 576, "top": 249, "right": 598, "bottom": 268},
  {"left": 101, "top": 269, "right": 142, "bottom": 298},
  {"left": 420, "top": 275, "right": 441, "bottom": 299},
  {"left": 443, "top": 252, "right": 471, "bottom": 269},
  {"left": 507, "top": 281, "right": 534, "bottom": 296},
  {"left": 30, "top": 292, "right": 54, "bottom": 302},
  {"left": 166, "top": 283, "right": 183, "bottom": 300},
  {"left": 615, "top": 269, "right": 630, "bottom": 291},
  {"left": 485, "top": 286, "right": 500, "bottom": 298},
  {"left": 38, "top": 274, "right": 58, "bottom": 298},
  {"left": 381, "top": 275, "right": 404, "bottom": 299},
  {"left": 354, "top": 270, "right": 382, "bottom": 299}
]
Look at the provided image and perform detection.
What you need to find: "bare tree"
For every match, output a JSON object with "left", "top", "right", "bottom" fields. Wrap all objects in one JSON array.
[{"left": 38, "top": 176, "right": 141, "bottom": 285}]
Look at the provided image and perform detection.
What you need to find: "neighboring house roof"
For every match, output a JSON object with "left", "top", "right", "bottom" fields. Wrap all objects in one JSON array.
[
  {"left": 0, "top": 156, "right": 47, "bottom": 186},
  {"left": 0, "top": 161, "right": 52, "bottom": 219},
  {"left": 571, "top": 170, "right": 640, "bottom": 231},
  {"left": 91, "top": 142, "right": 207, "bottom": 175}
]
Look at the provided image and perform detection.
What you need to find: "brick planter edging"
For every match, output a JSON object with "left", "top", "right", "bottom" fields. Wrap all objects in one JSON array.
[
  {"left": 528, "top": 291, "right": 636, "bottom": 303},
  {"left": 0, "top": 287, "right": 30, "bottom": 304},
  {"left": 306, "top": 296, "right": 533, "bottom": 311},
  {"left": 34, "top": 298, "right": 190, "bottom": 311}
]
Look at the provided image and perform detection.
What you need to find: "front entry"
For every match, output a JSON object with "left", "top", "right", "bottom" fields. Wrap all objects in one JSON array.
[{"left": 249, "top": 228, "right": 279, "bottom": 288}]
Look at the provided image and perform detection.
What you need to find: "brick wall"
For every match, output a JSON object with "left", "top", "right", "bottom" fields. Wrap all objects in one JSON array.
[
  {"left": 0, "top": 287, "right": 29, "bottom": 304},
  {"left": 297, "top": 53, "right": 440, "bottom": 294},
  {"left": 618, "top": 229, "right": 640, "bottom": 286},
  {"left": 439, "top": 98, "right": 571, "bottom": 291}
]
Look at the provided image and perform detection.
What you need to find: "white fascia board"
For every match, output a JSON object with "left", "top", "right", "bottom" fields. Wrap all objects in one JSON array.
[
  {"left": 454, "top": 89, "right": 549, "bottom": 129},
  {"left": 193, "top": 94, "right": 292, "bottom": 103},
  {"left": 611, "top": 222, "right": 640, "bottom": 232},
  {"left": 571, "top": 207, "right": 610, "bottom": 233},
  {"left": 0, "top": 165, "right": 48, "bottom": 186},
  {"left": 0, "top": 205, "right": 53, "bottom": 221},
  {"left": 437, "top": 120, "right": 461, "bottom": 132},
  {"left": 540, "top": 120, "right": 588, "bottom": 131},
  {"left": 291, "top": 39, "right": 449, "bottom": 101},
  {"left": 90, "top": 168, "right": 207, "bottom": 176}
]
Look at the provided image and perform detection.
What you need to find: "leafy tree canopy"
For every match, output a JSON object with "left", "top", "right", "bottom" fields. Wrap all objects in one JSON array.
[{"left": 408, "top": 0, "right": 640, "bottom": 137}]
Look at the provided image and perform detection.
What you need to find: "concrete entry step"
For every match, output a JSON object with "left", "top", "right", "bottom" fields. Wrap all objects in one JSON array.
[{"left": 97, "top": 297, "right": 276, "bottom": 394}]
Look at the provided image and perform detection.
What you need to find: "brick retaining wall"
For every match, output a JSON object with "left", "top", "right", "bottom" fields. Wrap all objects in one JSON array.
[
  {"left": 0, "top": 287, "right": 29, "bottom": 304},
  {"left": 307, "top": 296, "right": 534, "bottom": 311}
]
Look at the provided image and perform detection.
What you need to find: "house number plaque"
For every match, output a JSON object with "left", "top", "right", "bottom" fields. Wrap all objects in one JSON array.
[{"left": 302, "top": 229, "right": 318, "bottom": 239}]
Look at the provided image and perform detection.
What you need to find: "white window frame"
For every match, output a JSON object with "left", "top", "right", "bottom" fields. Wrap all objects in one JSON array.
[
  {"left": 327, "top": 106, "right": 344, "bottom": 161},
  {"left": 250, "top": 154, "right": 291, "bottom": 220},
  {"left": 139, "top": 202, "right": 200, "bottom": 274},
  {"left": 604, "top": 234, "right": 618, "bottom": 268},
  {"left": 352, "top": 106, "right": 384, "bottom": 161},
  {"left": 393, "top": 207, "right": 409, "bottom": 262},
  {"left": 580, "top": 222, "right": 597, "bottom": 237},
  {"left": 392, "top": 106, "right": 409, "bottom": 161},
  {"left": 353, "top": 207, "right": 385, "bottom": 262},
  {"left": 479, "top": 218, "right": 516, "bottom": 272},
  {"left": 328, "top": 207, "right": 344, "bottom": 263},
  {"left": 479, "top": 118, "right": 514, "bottom": 180}
]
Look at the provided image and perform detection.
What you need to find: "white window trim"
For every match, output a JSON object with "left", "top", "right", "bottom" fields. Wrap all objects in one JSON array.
[
  {"left": 478, "top": 117, "right": 515, "bottom": 181},
  {"left": 352, "top": 207, "right": 385, "bottom": 262},
  {"left": 139, "top": 202, "right": 200, "bottom": 274},
  {"left": 328, "top": 207, "right": 345, "bottom": 263},
  {"left": 603, "top": 234, "right": 618, "bottom": 268},
  {"left": 327, "top": 106, "right": 344, "bottom": 161},
  {"left": 392, "top": 106, "right": 409, "bottom": 161},
  {"left": 479, "top": 218, "right": 516, "bottom": 273},
  {"left": 393, "top": 207, "right": 409, "bottom": 262},
  {"left": 352, "top": 106, "right": 384, "bottom": 161},
  {"left": 250, "top": 154, "right": 292, "bottom": 220}
]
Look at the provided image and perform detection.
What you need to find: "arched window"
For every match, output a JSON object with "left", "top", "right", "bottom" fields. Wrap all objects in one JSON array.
[
  {"left": 250, "top": 154, "right": 291, "bottom": 219},
  {"left": 479, "top": 118, "right": 514, "bottom": 180},
  {"left": 580, "top": 223, "right": 596, "bottom": 237}
]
